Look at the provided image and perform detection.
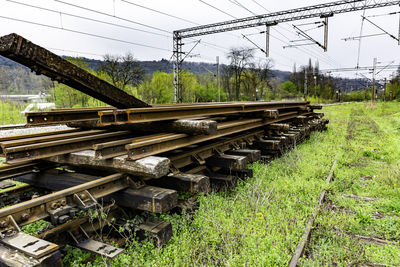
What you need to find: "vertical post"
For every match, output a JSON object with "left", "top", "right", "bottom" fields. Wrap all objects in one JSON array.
[
  {"left": 216, "top": 56, "right": 220, "bottom": 102},
  {"left": 265, "top": 25, "right": 270, "bottom": 57},
  {"left": 324, "top": 17, "right": 329, "bottom": 52},
  {"left": 304, "top": 69, "right": 308, "bottom": 101},
  {"left": 173, "top": 32, "right": 183, "bottom": 103},
  {"left": 372, "top": 57, "right": 377, "bottom": 103},
  {"left": 383, "top": 78, "right": 387, "bottom": 102}
]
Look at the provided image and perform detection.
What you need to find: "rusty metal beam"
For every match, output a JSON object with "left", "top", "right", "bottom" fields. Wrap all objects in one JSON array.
[
  {"left": 24, "top": 101, "right": 309, "bottom": 126},
  {"left": 98, "top": 101, "right": 309, "bottom": 126},
  {"left": 0, "top": 33, "right": 149, "bottom": 108},
  {"left": 127, "top": 112, "right": 306, "bottom": 161},
  {"left": 0, "top": 128, "right": 79, "bottom": 155},
  {"left": 3, "top": 131, "right": 133, "bottom": 164},
  {"left": 0, "top": 173, "right": 131, "bottom": 232},
  {"left": 169, "top": 130, "right": 263, "bottom": 170},
  {"left": 0, "top": 161, "right": 56, "bottom": 180}
]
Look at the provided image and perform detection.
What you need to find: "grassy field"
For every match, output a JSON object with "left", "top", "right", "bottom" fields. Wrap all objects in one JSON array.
[
  {"left": 1, "top": 102, "right": 399, "bottom": 266},
  {"left": 0, "top": 101, "right": 26, "bottom": 125},
  {"left": 59, "top": 102, "right": 399, "bottom": 266}
]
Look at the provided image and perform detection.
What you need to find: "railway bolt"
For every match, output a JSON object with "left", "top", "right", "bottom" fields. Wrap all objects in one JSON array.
[
  {"left": 51, "top": 202, "right": 59, "bottom": 210},
  {"left": 21, "top": 213, "right": 29, "bottom": 221},
  {"left": 61, "top": 200, "right": 67, "bottom": 206},
  {"left": 0, "top": 221, "right": 8, "bottom": 228}
]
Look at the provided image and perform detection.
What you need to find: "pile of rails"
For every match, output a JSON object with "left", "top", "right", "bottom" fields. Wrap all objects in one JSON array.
[{"left": 0, "top": 33, "right": 329, "bottom": 267}]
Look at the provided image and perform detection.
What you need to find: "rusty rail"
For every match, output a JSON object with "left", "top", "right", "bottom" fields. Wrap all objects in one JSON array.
[
  {"left": 0, "top": 33, "right": 149, "bottom": 108},
  {"left": 3, "top": 130, "right": 134, "bottom": 164},
  {"left": 24, "top": 101, "right": 308, "bottom": 126},
  {"left": 126, "top": 112, "right": 308, "bottom": 160}
]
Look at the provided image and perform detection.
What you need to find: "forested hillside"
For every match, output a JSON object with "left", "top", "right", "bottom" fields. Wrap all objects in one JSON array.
[
  {"left": 0, "top": 55, "right": 288, "bottom": 95},
  {"left": 0, "top": 54, "right": 398, "bottom": 104}
]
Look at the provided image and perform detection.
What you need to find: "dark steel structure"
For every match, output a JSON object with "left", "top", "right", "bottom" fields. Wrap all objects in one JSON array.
[{"left": 0, "top": 33, "right": 150, "bottom": 108}]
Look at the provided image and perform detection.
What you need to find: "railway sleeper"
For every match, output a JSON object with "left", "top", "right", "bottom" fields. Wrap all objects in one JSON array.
[
  {"left": 146, "top": 173, "right": 210, "bottom": 194},
  {"left": 205, "top": 154, "right": 249, "bottom": 171}
]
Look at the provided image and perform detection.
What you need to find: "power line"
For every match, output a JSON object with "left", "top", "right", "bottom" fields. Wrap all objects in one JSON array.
[
  {"left": 239, "top": 0, "right": 342, "bottom": 68},
  {"left": 6, "top": 0, "right": 171, "bottom": 38},
  {"left": 121, "top": 0, "right": 199, "bottom": 25},
  {"left": 45, "top": 47, "right": 105, "bottom": 57},
  {"left": 196, "top": 0, "right": 305, "bottom": 68},
  {"left": 0, "top": 15, "right": 171, "bottom": 52},
  {"left": 224, "top": 0, "right": 340, "bottom": 68},
  {"left": 198, "top": 0, "right": 236, "bottom": 19},
  {"left": 115, "top": 0, "right": 290, "bottom": 64},
  {"left": 53, "top": 0, "right": 237, "bottom": 62},
  {"left": 54, "top": 0, "right": 170, "bottom": 34}
]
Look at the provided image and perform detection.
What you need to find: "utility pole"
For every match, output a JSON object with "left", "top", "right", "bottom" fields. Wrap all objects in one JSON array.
[
  {"left": 384, "top": 77, "right": 387, "bottom": 102},
  {"left": 372, "top": 57, "right": 377, "bottom": 103},
  {"left": 216, "top": 56, "right": 220, "bottom": 102},
  {"left": 265, "top": 25, "right": 270, "bottom": 57},
  {"left": 304, "top": 69, "right": 308, "bottom": 101}
]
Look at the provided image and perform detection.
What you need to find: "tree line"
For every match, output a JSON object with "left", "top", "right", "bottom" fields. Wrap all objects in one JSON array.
[{"left": 42, "top": 49, "right": 400, "bottom": 107}]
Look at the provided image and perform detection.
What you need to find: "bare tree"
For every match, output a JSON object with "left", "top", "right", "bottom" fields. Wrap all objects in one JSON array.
[
  {"left": 221, "top": 64, "right": 235, "bottom": 100},
  {"left": 227, "top": 47, "right": 254, "bottom": 101},
  {"left": 99, "top": 53, "right": 145, "bottom": 90}
]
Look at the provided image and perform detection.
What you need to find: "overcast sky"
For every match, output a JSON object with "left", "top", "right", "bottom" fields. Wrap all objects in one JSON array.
[{"left": 0, "top": 0, "right": 399, "bottom": 80}]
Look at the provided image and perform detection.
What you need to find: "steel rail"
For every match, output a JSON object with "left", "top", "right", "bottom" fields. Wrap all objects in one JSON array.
[
  {"left": 26, "top": 110, "right": 104, "bottom": 125},
  {"left": 24, "top": 101, "right": 308, "bottom": 126},
  {"left": 169, "top": 130, "right": 264, "bottom": 170},
  {"left": 0, "top": 128, "right": 79, "bottom": 155},
  {"left": 98, "top": 101, "right": 308, "bottom": 126},
  {"left": 0, "top": 173, "right": 130, "bottom": 229},
  {"left": 1, "top": 129, "right": 109, "bottom": 149},
  {"left": 0, "top": 129, "right": 78, "bottom": 143},
  {"left": 0, "top": 33, "right": 150, "bottom": 108},
  {"left": 126, "top": 112, "right": 308, "bottom": 160},
  {"left": 94, "top": 110, "right": 302, "bottom": 160},
  {"left": 3, "top": 131, "right": 133, "bottom": 164},
  {"left": 0, "top": 162, "right": 55, "bottom": 180},
  {"left": 93, "top": 133, "right": 175, "bottom": 160}
]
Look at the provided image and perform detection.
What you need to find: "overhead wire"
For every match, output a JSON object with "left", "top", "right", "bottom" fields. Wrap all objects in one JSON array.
[
  {"left": 245, "top": 0, "right": 342, "bottom": 68},
  {"left": 45, "top": 47, "right": 105, "bottom": 57},
  {"left": 5, "top": 0, "right": 171, "bottom": 37},
  {"left": 196, "top": 0, "right": 300, "bottom": 66},
  {"left": 218, "top": 0, "right": 340, "bottom": 68},
  {"left": 54, "top": 0, "right": 170, "bottom": 34},
  {"left": 120, "top": 0, "right": 200, "bottom": 25},
  {"left": 8, "top": 0, "right": 228, "bottom": 61},
  {"left": 54, "top": 0, "right": 232, "bottom": 59},
  {"left": 0, "top": 15, "right": 172, "bottom": 52}
]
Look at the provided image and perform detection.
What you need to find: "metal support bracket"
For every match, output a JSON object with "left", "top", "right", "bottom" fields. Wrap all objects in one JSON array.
[
  {"left": 68, "top": 226, "right": 123, "bottom": 259},
  {"left": 0, "top": 215, "right": 59, "bottom": 260},
  {"left": 192, "top": 154, "right": 206, "bottom": 165},
  {"left": 73, "top": 190, "right": 98, "bottom": 210}
]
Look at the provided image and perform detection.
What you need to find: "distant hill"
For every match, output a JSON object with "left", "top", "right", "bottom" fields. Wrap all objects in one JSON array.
[{"left": 0, "top": 55, "right": 366, "bottom": 94}]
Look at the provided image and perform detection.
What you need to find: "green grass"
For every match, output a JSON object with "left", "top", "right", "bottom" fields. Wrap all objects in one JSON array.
[
  {"left": 0, "top": 101, "right": 26, "bottom": 125},
  {"left": 302, "top": 102, "right": 400, "bottom": 266},
  {"left": 4, "top": 101, "right": 398, "bottom": 266},
  {"left": 63, "top": 102, "right": 348, "bottom": 266}
]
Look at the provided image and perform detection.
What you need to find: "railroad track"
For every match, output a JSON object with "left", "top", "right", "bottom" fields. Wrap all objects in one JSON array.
[
  {"left": 0, "top": 107, "right": 329, "bottom": 266},
  {"left": 0, "top": 33, "right": 330, "bottom": 266}
]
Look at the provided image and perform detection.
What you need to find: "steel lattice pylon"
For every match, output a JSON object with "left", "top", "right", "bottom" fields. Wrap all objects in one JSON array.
[{"left": 172, "top": 0, "right": 400, "bottom": 102}]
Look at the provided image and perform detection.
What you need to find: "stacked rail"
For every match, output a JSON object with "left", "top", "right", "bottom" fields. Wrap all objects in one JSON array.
[
  {"left": 0, "top": 102, "right": 328, "bottom": 266},
  {"left": 0, "top": 33, "right": 330, "bottom": 266}
]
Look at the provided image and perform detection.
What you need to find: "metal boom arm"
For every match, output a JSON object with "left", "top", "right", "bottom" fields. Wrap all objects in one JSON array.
[{"left": 176, "top": 0, "right": 400, "bottom": 38}]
